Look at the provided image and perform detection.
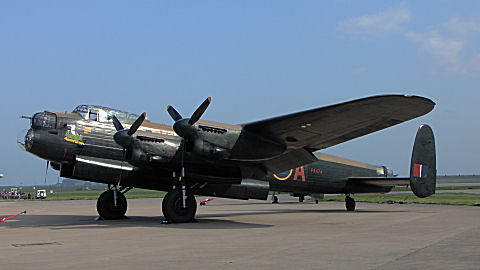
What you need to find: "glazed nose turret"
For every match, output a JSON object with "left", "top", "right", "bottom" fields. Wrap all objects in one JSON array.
[{"left": 17, "top": 128, "right": 34, "bottom": 152}]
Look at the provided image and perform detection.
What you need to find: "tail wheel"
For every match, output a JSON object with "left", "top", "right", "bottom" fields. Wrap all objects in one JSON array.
[
  {"left": 272, "top": 195, "right": 279, "bottom": 204},
  {"left": 345, "top": 196, "right": 356, "bottom": 211},
  {"left": 97, "top": 190, "right": 127, "bottom": 220},
  {"left": 162, "top": 190, "right": 197, "bottom": 223}
]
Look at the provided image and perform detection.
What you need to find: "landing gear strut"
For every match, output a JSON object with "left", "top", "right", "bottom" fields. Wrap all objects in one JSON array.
[
  {"left": 162, "top": 169, "right": 198, "bottom": 223},
  {"left": 96, "top": 187, "right": 129, "bottom": 220},
  {"left": 345, "top": 195, "right": 356, "bottom": 211},
  {"left": 299, "top": 195, "right": 304, "bottom": 203}
]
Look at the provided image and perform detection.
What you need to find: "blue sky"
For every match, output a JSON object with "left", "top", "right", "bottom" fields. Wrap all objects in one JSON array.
[{"left": 1, "top": 1, "right": 479, "bottom": 186}]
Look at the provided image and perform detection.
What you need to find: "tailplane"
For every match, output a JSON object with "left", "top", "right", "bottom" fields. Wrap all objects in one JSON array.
[{"left": 409, "top": 125, "right": 436, "bottom": 198}]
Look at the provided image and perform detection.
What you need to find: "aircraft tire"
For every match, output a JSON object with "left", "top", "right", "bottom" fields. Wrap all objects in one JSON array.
[
  {"left": 96, "top": 190, "right": 127, "bottom": 220},
  {"left": 272, "top": 195, "right": 278, "bottom": 204},
  {"left": 162, "top": 190, "right": 197, "bottom": 223},
  {"left": 345, "top": 196, "right": 356, "bottom": 211}
]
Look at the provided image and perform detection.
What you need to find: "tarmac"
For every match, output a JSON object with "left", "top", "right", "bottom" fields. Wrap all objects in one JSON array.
[{"left": 0, "top": 195, "right": 479, "bottom": 270}]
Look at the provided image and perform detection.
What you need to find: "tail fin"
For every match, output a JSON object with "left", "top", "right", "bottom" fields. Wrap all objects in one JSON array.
[{"left": 410, "top": 125, "right": 436, "bottom": 198}]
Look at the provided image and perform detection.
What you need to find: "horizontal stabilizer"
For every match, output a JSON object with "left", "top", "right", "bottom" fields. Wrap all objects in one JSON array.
[{"left": 347, "top": 177, "right": 410, "bottom": 187}]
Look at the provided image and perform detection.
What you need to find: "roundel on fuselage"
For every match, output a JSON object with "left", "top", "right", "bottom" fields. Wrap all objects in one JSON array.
[{"left": 273, "top": 169, "right": 293, "bottom": 181}]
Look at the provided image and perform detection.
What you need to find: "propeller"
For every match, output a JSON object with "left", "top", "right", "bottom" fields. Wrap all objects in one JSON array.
[
  {"left": 167, "top": 106, "right": 182, "bottom": 122},
  {"left": 167, "top": 97, "right": 211, "bottom": 140},
  {"left": 166, "top": 97, "right": 211, "bottom": 210},
  {"left": 112, "top": 112, "right": 146, "bottom": 149},
  {"left": 189, "top": 97, "right": 211, "bottom": 125},
  {"left": 44, "top": 161, "right": 49, "bottom": 185},
  {"left": 111, "top": 113, "right": 145, "bottom": 191},
  {"left": 128, "top": 112, "right": 146, "bottom": 136},
  {"left": 112, "top": 116, "right": 124, "bottom": 132}
]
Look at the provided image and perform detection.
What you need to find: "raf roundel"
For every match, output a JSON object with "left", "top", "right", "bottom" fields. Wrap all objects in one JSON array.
[{"left": 273, "top": 169, "right": 293, "bottom": 181}]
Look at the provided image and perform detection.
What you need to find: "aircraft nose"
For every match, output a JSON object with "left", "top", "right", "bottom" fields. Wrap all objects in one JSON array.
[{"left": 17, "top": 128, "right": 34, "bottom": 152}]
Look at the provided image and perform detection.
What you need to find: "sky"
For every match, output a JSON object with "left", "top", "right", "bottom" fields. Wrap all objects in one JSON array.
[{"left": 1, "top": 1, "right": 479, "bottom": 186}]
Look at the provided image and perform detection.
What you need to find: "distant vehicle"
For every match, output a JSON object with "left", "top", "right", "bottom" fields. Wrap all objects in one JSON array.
[{"left": 36, "top": 190, "right": 47, "bottom": 199}]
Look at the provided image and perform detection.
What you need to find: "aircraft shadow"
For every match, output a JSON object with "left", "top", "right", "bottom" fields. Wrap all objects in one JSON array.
[
  {"left": 1, "top": 214, "right": 271, "bottom": 230},
  {"left": 197, "top": 208, "right": 402, "bottom": 219},
  {"left": 0, "top": 207, "right": 404, "bottom": 230}
]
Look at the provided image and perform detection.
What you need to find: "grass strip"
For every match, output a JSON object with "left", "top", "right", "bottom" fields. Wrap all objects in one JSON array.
[{"left": 323, "top": 193, "right": 480, "bottom": 206}]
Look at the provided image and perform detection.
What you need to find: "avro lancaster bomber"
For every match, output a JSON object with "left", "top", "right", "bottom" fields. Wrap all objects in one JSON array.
[{"left": 18, "top": 95, "right": 436, "bottom": 223}]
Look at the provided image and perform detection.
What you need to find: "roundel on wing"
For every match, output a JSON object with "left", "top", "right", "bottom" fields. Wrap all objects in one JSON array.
[{"left": 273, "top": 169, "right": 293, "bottom": 181}]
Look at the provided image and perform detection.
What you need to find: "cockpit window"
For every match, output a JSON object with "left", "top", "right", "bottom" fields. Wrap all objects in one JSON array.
[
  {"left": 127, "top": 114, "right": 139, "bottom": 122},
  {"left": 75, "top": 106, "right": 88, "bottom": 119},
  {"left": 72, "top": 105, "right": 140, "bottom": 124},
  {"left": 88, "top": 110, "right": 98, "bottom": 121},
  {"left": 105, "top": 111, "right": 125, "bottom": 123}
]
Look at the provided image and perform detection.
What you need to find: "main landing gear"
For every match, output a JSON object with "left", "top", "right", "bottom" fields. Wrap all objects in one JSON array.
[
  {"left": 162, "top": 190, "right": 197, "bottom": 223},
  {"left": 96, "top": 186, "right": 131, "bottom": 220},
  {"left": 161, "top": 170, "right": 200, "bottom": 223},
  {"left": 345, "top": 195, "right": 356, "bottom": 211}
]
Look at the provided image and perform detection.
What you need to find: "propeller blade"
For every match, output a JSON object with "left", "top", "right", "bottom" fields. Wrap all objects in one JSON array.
[
  {"left": 189, "top": 97, "right": 211, "bottom": 125},
  {"left": 167, "top": 105, "right": 183, "bottom": 122},
  {"left": 127, "top": 112, "right": 146, "bottom": 136},
  {"left": 112, "top": 115, "right": 124, "bottom": 131},
  {"left": 44, "top": 161, "right": 49, "bottom": 185}
]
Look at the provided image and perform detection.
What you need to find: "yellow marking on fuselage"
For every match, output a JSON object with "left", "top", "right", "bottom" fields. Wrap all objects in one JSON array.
[
  {"left": 64, "top": 137, "right": 85, "bottom": 145},
  {"left": 273, "top": 169, "right": 293, "bottom": 181}
]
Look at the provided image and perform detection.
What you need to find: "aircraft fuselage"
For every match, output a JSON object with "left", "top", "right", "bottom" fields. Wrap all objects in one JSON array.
[{"left": 20, "top": 107, "right": 392, "bottom": 201}]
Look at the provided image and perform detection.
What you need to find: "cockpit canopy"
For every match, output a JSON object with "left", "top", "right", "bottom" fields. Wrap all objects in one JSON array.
[{"left": 72, "top": 105, "right": 142, "bottom": 125}]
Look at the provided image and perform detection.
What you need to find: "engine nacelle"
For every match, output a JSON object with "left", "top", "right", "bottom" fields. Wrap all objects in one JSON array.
[
  {"left": 127, "top": 137, "right": 179, "bottom": 166},
  {"left": 196, "top": 179, "right": 270, "bottom": 200},
  {"left": 192, "top": 139, "right": 229, "bottom": 159}
]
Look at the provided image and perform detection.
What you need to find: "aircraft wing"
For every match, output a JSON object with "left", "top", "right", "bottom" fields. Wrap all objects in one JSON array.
[
  {"left": 242, "top": 95, "right": 435, "bottom": 174},
  {"left": 242, "top": 95, "right": 434, "bottom": 151},
  {"left": 260, "top": 148, "right": 318, "bottom": 173}
]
